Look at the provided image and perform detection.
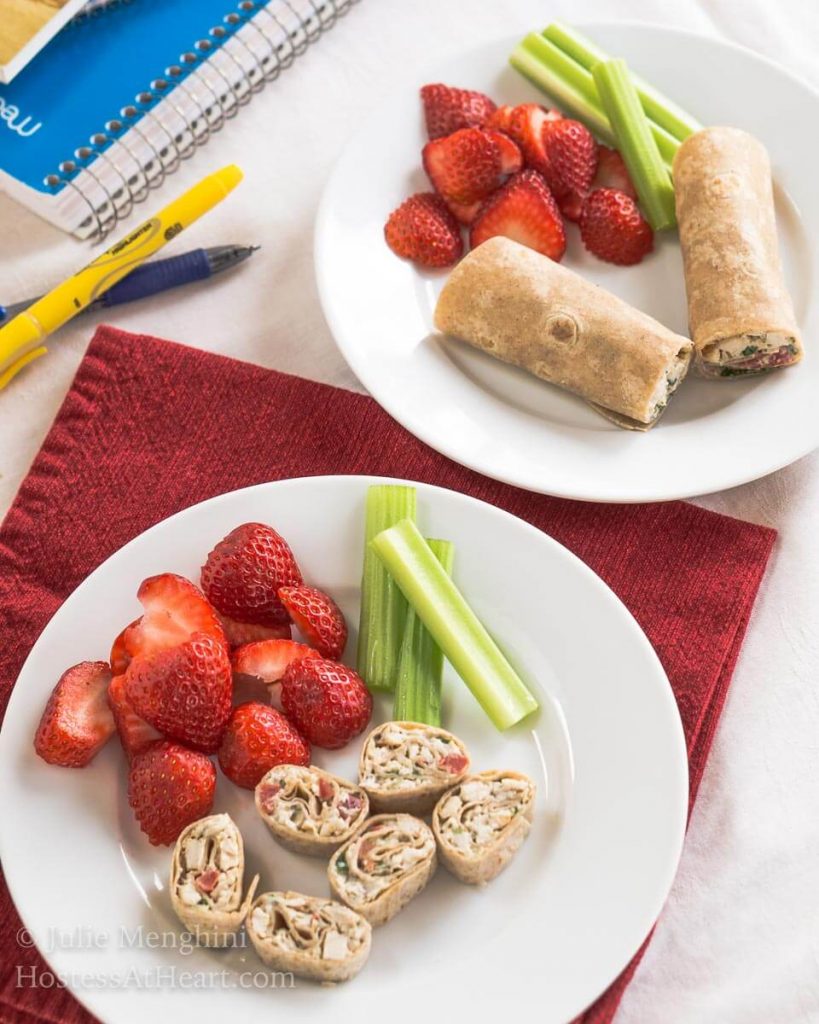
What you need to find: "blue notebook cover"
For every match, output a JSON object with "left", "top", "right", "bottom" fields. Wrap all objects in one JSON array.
[{"left": 0, "top": 0, "right": 255, "bottom": 194}]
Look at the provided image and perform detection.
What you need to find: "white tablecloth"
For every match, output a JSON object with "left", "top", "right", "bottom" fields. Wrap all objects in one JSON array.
[{"left": 1, "top": 2, "right": 818, "bottom": 1020}]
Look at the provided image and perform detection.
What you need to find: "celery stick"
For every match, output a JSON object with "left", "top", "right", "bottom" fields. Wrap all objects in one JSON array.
[
  {"left": 511, "top": 34, "right": 676, "bottom": 172},
  {"left": 393, "top": 539, "right": 454, "bottom": 727},
  {"left": 511, "top": 34, "right": 616, "bottom": 146},
  {"left": 593, "top": 59, "right": 677, "bottom": 230},
  {"left": 543, "top": 22, "right": 702, "bottom": 142},
  {"left": 372, "top": 520, "right": 538, "bottom": 731},
  {"left": 357, "top": 485, "right": 417, "bottom": 692}
]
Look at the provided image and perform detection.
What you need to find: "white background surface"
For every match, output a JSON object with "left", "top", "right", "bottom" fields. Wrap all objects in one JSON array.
[{"left": 0, "top": 1, "right": 817, "bottom": 1021}]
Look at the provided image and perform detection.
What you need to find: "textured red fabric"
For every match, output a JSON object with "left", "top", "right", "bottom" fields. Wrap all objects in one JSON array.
[{"left": 0, "top": 326, "right": 775, "bottom": 1024}]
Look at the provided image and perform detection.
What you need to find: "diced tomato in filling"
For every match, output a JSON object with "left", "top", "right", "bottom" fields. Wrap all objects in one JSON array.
[
  {"left": 440, "top": 753, "right": 468, "bottom": 773},
  {"left": 259, "top": 781, "right": 280, "bottom": 812},
  {"left": 317, "top": 777, "right": 335, "bottom": 801},
  {"left": 195, "top": 868, "right": 220, "bottom": 894}
]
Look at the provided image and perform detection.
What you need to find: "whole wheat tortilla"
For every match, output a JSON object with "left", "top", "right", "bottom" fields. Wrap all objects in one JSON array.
[
  {"left": 673, "top": 126, "right": 802, "bottom": 377},
  {"left": 434, "top": 236, "right": 692, "bottom": 429}
]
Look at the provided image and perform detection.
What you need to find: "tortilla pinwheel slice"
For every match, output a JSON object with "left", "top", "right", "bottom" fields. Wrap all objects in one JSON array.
[
  {"left": 433, "top": 770, "right": 536, "bottom": 885},
  {"left": 255, "top": 764, "right": 369, "bottom": 856},
  {"left": 358, "top": 721, "right": 471, "bottom": 815},
  {"left": 169, "top": 813, "right": 259, "bottom": 946},
  {"left": 328, "top": 813, "right": 437, "bottom": 926},
  {"left": 246, "top": 890, "right": 372, "bottom": 983}
]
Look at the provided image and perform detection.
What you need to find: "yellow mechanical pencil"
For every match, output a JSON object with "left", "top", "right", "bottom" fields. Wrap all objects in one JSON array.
[{"left": 0, "top": 164, "right": 243, "bottom": 390}]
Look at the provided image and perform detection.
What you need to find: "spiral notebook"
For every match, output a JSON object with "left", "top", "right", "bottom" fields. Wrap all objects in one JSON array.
[{"left": 0, "top": 0, "right": 356, "bottom": 239}]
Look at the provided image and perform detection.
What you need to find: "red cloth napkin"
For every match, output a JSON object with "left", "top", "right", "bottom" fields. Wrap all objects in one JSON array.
[{"left": 0, "top": 326, "right": 775, "bottom": 1024}]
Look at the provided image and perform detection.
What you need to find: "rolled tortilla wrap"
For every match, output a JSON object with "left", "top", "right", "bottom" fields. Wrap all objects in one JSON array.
[
  {"left": 358, "top": 721, "right": 470, "bottom": 815},
  {"left": 434, "top": 236, "right": 693, "bottom": 430},
  {"left": 246, "top": 890, "right": 372, "bottom": 983},
  {"left": 433, "top": 770, "right": 535, "bottom": 885},
  {"left": 673, "top": 126, "right": 802, "bottom": 377},
  {"left": 328, "top": 813, "right": 437, "bottom": 926},
  {"left": 169, "top": 813, "right": 259, "bottom": 946},
  {"left": 255, "top": 764, "right": 369, "bottom": 856}
]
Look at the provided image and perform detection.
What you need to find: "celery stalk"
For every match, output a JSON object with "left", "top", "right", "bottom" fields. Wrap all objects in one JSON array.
[
  {"left": 510, "top": 34, "right": 616, "bottom": 146},
  {"left": 372, "top": 519, "right": 538, "bottom": 731},
  {"left": 592, "top": 59, "right": 677, "bottom": 230},
  {"left": 542, "top": 22, "right": 701, "bottom": 142},
  {"left": 510, "top": 34, "right": 676, "bottom": 172},
  {"left": 393, "top": 539, "right": 454, "bottom": 727},
  {"left": 357, "top": 485, "right": 417, "bottom": 692}
]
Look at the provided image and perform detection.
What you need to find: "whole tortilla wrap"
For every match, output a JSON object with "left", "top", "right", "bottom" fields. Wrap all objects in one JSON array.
[
  {"left": 673, "top": 126, "right": 802, "bottom": 377},
  {"left": 434, "top": 236, "right": 693, "bottom": 430}
]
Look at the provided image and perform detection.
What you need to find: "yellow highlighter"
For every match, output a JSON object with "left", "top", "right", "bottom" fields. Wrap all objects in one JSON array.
[{"left": 0, "top": 164, "right": 243, "bottom": 390}]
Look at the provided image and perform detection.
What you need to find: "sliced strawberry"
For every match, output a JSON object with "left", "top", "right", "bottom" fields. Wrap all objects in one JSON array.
[
  {"left": 218, "top": 614, "right": 291, "bottom": 649},
  {"left": 506, "top": 104, "right": 562, "bottom": 177},
  {"left": 422, "top": 128, "right": 512, "bottom": 205},
  {"left": 579, "top": 188, "right": 654, "bottom": 266},
  {"left": 420, "top": 83, "right": 496, "bottom": 140},
  {"left": 483, "top": 104, "right": 515, "bottom": 134},
  {"left": 592, "top": 146, "right": 638, "bottom": 201},
  {"left": 444, "top": 197, "right": 483, "bottom": 226},
  {"left": 125, "top": 632, "right": 233, "bottom": 752},
  {"left": 278, "top": 585, "right": 347, "bottom": 660},
  {"left": 34, "top": 661, "right": 115, "bottom": 768},
  {"left": 385, "top": 192, "right": 463, "bottom": 268},
  {"left": 232, "top": 638, "right": 320, "bottom": 683},
  {"left": 110, "top": 619, "right": 138, "bottom": 675},
  {"left": 484, "top": 130, "right": 523, "bottom": 175},
  {"left": 107, "top": 673, "right": 161, "bottom": 762},
  {"left": 470, "top": 169, "right": 566, "bottom": 262},
  {"left": 128, "top": 741, "right": 215, "bottom": 846},
  {"left": 541, "top": 118, "right": 598, "bottom": 201},
  {"left": 124, "top": 574, "right": 224, "bottom": 662}
]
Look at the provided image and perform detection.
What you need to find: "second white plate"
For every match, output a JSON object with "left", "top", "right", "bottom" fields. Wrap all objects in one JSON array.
[{"left": 315, "top": 23, "right": 819, "bottom": 502}]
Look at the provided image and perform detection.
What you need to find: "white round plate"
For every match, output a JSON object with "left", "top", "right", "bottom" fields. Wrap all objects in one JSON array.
[
  {"left": 315, "top": 24, "right": 819, "bottom": 502},
  {"left": 0, "top": 477, "right": 687, "bottom": 1024}
]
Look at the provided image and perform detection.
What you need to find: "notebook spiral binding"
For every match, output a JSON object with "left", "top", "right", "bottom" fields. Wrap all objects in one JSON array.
[{"left": 52, "top": 0, "right": 357, "bottom": 241}]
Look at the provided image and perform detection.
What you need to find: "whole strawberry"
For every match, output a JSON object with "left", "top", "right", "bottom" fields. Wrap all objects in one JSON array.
[
  {"left": 128, "top": 741, "right": 216, "bottom": 846},
  {"left": 34, "top": 661, "right": 115, "bottom": 767},
  {"left": 125, "top": 632, "right": 232, "bottom": 752},
  {"left": 278, "top": 585, "right": 347, "bottom": 660},
  {"left": 470, "top": 169, "right": 566, "bottom": 262},
  {"left": 580, "top": 188, "right": 654, "bottom": 266},
  {"left": 124, "top": 573, "right": 225, "bottom": 661},
  {"left": 201, "top": 522, "right": 302, "bottom": 627},
  {"left": 218, "top": 701, "right": 310, "bottom": 789},
  {"left": 281, "top": 657, "right": 372, "bottom": 750},
  {"left": 384, "top": 192, "right": 463, "bottom": 268},
  {"left": 420, "top": 83, "right": 496, "bottom": 140}
]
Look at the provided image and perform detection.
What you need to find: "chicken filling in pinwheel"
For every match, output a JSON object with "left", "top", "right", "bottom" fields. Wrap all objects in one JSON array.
[
  {"left": 174, "top": 818, "right": 243, "bottom": 911},
  {"left": 360, "top": 723, "right": 468, "bottom": 792},
  {"left": 250, "top": 894, "right": 369, "bottom": 961},
  {"left": 333, "top": 818, "right": 435, "bottom": 902},
  {"left": 437, "top": 775, "right": 534, "bottom": 855},
  {"left": 257, "top": 767, "right": 366, "bottom": 838}
]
